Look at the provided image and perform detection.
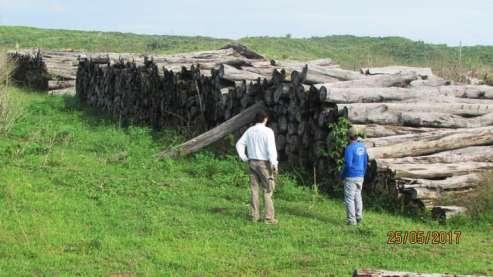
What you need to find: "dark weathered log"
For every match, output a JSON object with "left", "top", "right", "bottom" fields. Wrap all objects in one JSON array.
[
  {"left": 432, "top": 206, "right": 468, "bottom": 221},
  {"left": 159, "top": 101, "right": 265, "bottom": 158}
]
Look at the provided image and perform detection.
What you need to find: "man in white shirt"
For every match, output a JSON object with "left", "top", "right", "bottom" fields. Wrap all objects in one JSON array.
[{"left": 236, "top": 111, "right": 278, "bottom": 224}]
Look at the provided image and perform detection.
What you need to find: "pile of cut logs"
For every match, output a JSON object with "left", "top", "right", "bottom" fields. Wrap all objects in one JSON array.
[
  {"left": 75, "top": 49, "right": 344, "bottom": 172},
  {"left": 316, "top": 66, "right": 493, "bottom": 213},
  {"left": 8, "top": 50, "right": 49, "bottom": 90},
  {"left": 9, "top": 45, "right": 493, "bottom": 216}
]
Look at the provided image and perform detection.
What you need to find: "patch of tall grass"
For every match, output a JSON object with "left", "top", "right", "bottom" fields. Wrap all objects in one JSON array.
[{"left": 0, "top": 50, "right": 23, "bottom": 134}]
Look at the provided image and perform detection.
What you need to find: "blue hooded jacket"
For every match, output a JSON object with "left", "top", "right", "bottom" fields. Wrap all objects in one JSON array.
[{"left": 340, "top": 140, "right": 368, "bottom": 179}]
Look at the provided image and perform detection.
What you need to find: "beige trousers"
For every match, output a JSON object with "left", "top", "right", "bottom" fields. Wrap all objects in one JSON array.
[{"left": 248, "top": 160, "right": 276, "bottom": 221}]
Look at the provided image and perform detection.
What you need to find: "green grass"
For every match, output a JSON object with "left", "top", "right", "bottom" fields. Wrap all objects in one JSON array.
[
  {"left": 1, "top": 26, "right": 492, "bottom": 80},
  {"left": 0, "top": 88, "right": 491, "bottom": 275}
]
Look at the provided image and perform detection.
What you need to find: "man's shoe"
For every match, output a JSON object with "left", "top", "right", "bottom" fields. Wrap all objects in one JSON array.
[
  {"left": 357, "top": 218, "right": 363, "bottom": 224},
  {"left": 265, "top": 218, "right": 278, "bottom": 225}
]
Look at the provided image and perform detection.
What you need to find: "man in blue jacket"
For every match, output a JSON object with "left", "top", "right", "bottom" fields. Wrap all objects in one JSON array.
[{"left": 340, "top": 127, "right": 368, "bottom": 225}]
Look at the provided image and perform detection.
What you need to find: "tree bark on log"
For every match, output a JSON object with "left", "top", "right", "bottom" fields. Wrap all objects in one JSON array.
[
  {"left": 353, "top": 268, "right": 471, "bottom": 277},
  {"left": 353, "top": 124, "right": 437, "bottom": 138},
  {"left": 377, "top": 161, "right": 493, "bottom": 179},
  {"left": 367, "top": 126, "right": 493, "bottom": 158},
  {"left": 340, "top": 102, "right": 493, "bottom": 117},
  {"left": 315, "top": 72, "right": 418, "bottom": 89},
  {"left": 159, "top": 101, "right": 265, "bottom": 158},
  {"left": 347, "top": 109, "right": 493, "bottom": 128},
  {"left": 380, "top": 146, "right": 493, "bottom": 164},
  {"left": 319, "top": 86, "right": 493, "bottom": 104},
  {"left": 360, "top": 66, "right": 433, "bottom": 77},
  {"left": 399, "top": 174, "right": 481, "bottom": 190}
]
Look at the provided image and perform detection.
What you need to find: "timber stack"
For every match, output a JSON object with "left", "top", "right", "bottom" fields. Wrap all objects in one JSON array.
[
  {"left": 316, "top": 66, "right": 493, "bottom": 213},
  {"left": 8, "top": 49, "right": 49, "bottom": 90},
  {"left": 9, "top": 45, "right": 493, "bottom": 216},
  {"left": 75, "top": 45, "right": 350, "bottom": 172}
]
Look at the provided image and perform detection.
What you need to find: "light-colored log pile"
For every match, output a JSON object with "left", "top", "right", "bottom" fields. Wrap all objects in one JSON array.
[{"left": 317, "top": 65, "right": 493, "bottom": 212}]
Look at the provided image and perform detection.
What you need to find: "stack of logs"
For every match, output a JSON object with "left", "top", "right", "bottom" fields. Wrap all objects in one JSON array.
[
  {"left": 75, "top": 54, "right": 343, "bottom": 172},
  {"left": 10, "top": 46, "right": 493, "bottom": 215},
  {"left": 8, "top": 50, "right": 49, "bottom": 90},
  {"left": 315, "top": 67, "right": 493, "bottom": 212}
]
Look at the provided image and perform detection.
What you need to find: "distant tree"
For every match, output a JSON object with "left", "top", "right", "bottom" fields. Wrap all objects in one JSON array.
[{"left": 285, "top": 34, "right": 292, "bottom": 39}]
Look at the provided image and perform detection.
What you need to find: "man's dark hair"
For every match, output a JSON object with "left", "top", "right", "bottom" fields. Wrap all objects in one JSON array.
[{"left": 254, "top": 111, "right": 269, "bottom": 123}]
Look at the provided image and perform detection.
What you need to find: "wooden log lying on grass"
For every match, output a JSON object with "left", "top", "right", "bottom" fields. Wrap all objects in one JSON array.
[
  {"left": 367, "top": 126, "right": 493, "bottom": 158},
  {"left": 159, "top": 101, "right": 266, "bottom": 158},
  {"left": 353, "top": 268, "right": 474, "bottom": 277}
]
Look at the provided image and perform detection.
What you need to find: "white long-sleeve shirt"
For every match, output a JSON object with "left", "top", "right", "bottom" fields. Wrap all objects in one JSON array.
[{"left": 236, "top": 123, "right": 278, "bottom": 167}]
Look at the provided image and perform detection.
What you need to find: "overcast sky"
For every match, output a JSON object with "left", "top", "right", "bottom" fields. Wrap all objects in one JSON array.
[{"left": 0, "top": 0, "right": 492, "bottom": 46}]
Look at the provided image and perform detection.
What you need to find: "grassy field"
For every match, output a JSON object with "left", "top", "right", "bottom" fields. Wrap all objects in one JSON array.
[
  {"left": 1, "top": 25, "right": 493, "bottom": 81},
  {"left": 0, "top": 88, "right": 491, "bottom": 275}
]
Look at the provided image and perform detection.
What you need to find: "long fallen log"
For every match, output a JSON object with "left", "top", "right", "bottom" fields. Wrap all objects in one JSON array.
[
  {"left": 380, "top": 146, "right": 493, "bottom": 164},
  {"left": 367, "top": 126, "right": 493, "bottom": 158},
  {"left": 353, "top": 124, "right": 437, "bottom": 138},
  {"left": 360, "top": 66, "right": 433, "bottom": 77},
  {"left": 158, "top": 101, "right": 265, "bottom": 158},
  {"left": 341, "top": 102, "right": 493, "bottom": 117},
  {"left": 319, "top": 86, "right": 493, "bottom": 104},
  {"left": 378, "top": 161, "right": 493, "bottom": 179},
  {"left": 410, "top": 78, "right": 451, "bottom": 87},
  {"left": 315, "top": 72, "right": 418, "bottom": 89},
  {"left": 399, "top": 174, "right": 481, "bottom": 190},
  {"left": 353, "top": 268, "right": 475, "bottom": 277}
]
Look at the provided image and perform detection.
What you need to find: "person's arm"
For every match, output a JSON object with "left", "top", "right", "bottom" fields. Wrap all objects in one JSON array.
[
  {"left": 235, "top": 130, "right": 249, "bottom": 162},
  {"left": 267, "top": 129, "right": 278, "bottom": 170},
  {"left": 342, "top": 145, "right": 353, "bottom": 179},
  {"left": 363, "top": 146, "right": 369, "bottom": 176}
]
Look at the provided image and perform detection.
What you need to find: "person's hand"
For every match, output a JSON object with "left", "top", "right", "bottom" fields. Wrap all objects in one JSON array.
[
  {"left": 272, "top": 165, "right": 279, "bottom": 175},
  {"left": 241, "top": 157, "right": 248, "bottom": 162}
]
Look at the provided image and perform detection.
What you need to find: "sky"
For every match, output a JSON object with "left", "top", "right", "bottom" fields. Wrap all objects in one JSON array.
[{"left": 0, "top": 0, "right": 492, "bottom": 46}]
